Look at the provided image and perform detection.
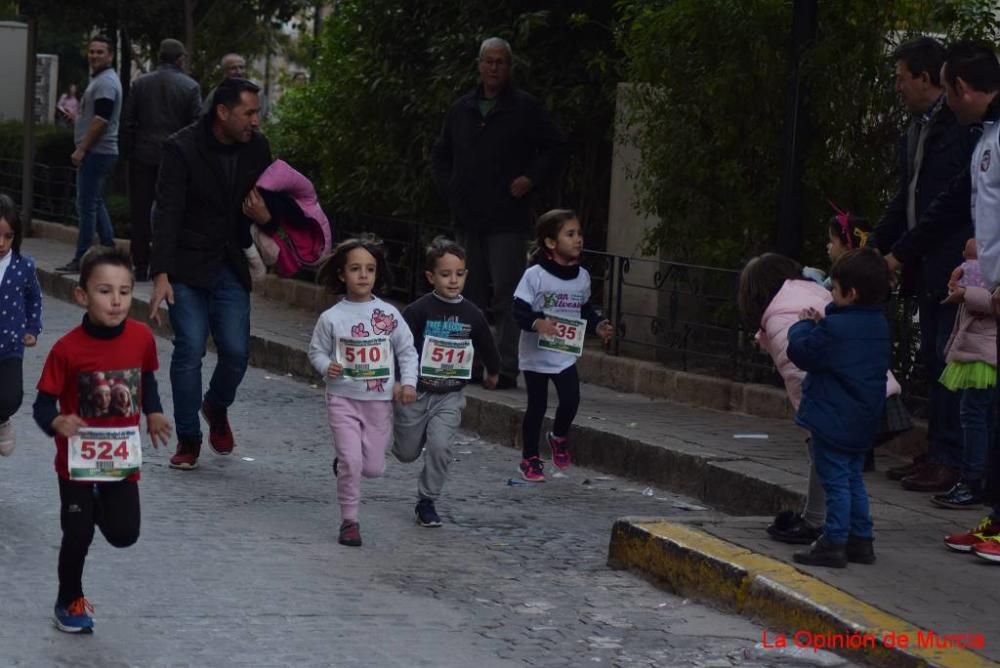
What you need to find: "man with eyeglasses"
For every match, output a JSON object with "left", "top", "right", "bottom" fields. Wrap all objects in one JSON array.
[{"left": 431, "top": 37, "right": 567, "bottom": 390}]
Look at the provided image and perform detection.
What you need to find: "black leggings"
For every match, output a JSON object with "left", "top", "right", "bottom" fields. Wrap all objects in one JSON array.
[
  {"left": 57, "top": 478, "right": 141, "bottom": 604},
  {"left": 0, "top": 357, "right": 23, "bottom": 422},
  {"left": 522, "top": 365, "right": 580, "bottom": 459}
]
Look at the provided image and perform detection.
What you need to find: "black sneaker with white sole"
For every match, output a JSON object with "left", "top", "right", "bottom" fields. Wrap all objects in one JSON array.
[{"left": 415, "top": 498, "right": 442, "bottom": 527}]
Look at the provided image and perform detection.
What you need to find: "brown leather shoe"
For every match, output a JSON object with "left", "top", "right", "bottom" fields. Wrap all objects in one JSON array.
[
  {"left": 886, "top": 454, "right": 927, "bottom": 481},
  {"left": 901, "top": 464, "right": 959, "bottom": 492}
]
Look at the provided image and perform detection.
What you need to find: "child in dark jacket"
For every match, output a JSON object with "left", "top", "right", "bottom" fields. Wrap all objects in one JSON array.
[{"left": 787, "top": 248, "right": 891, "bottom": 568}]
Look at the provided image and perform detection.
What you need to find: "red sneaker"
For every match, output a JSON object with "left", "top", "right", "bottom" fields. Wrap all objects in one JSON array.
[
  {"left": 973, "top": 536, "right": 1000, "bottom": 563},
  {"left": 169, "top": 438, "right": 201, "bottom": 470},
  {"left": 201, "top": 399, "right": 234, "bottom": 455},
  {"left": 339, "top": 520, "right": 362, "bottom": 547},
  {"left": 547, "top": 432, "right": 572, "bottom": 469},
  {"left": 944, "top": 516, "right": 1000, "bottom": 552}
]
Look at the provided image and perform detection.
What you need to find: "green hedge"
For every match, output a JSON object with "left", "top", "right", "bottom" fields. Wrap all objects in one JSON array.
[{"left": 0, "top": 120, "right": 75, "bottom": 167}]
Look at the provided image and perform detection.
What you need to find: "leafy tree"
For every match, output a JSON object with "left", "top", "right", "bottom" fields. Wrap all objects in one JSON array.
[
  {"left": 271, "top": 1, "right": 621, "bottom": 245},
  {"left": 18, "top": 0, "right": 311, "bottom": 91},
  {"left": 617, "top": 0, "right": 1000, "bottom": 267}
]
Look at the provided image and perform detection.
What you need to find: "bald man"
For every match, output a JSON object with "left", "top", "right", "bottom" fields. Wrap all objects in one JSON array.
[{"left": 203, "top": 53, "right": 269, "bottom": 120}]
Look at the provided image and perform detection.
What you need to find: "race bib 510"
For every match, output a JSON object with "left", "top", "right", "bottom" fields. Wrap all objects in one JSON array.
[{"left": 337, "top": 336, "right": 392, "bottom": 379}]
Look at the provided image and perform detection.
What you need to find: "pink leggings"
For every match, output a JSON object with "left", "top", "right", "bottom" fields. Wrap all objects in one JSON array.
[{"left": 326, "top": 394, "right": 393, "bottom": 521}]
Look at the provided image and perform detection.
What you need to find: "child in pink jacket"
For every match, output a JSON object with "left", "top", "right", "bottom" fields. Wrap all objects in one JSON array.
[
  {"left": 935, "top": 241, "right": 997, "bottom": 509},
  {"left": 739, "top": 253, "right": 908, "bottom": 545}
]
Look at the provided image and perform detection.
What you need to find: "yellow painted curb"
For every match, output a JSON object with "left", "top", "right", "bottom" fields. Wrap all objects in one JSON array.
[{"left": 608, "top": 519, "right": 997, "bottom": 668}]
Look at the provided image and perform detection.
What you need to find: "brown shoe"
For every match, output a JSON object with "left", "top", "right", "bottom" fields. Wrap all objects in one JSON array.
[
  {"left": 886, "top": 454, "right": 927, "bottom": 481},
  {"left": 901, "top": 464, "right": 959, "bottom": 492}
]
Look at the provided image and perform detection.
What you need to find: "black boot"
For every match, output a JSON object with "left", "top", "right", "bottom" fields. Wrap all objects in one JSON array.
[
  {"left": 767, "top": 510, "right": 822, "bottom": 545},
  {"left": 793, "top": 535, "right": 848, "bottom": 568},
  {"left": 845, "top": 535, "right": 876, "bottom": 564}
]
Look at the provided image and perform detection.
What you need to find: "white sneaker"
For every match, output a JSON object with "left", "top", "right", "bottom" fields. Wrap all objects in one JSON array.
[
  {"left": 0, "top": 420, "right": 15, "bottom": 456},
  {"left": 244, "top": 245, "right": 268, "bottom": 284}
]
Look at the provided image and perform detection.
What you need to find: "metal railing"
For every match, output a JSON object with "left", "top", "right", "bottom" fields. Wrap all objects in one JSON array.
[
  {"left": 8, "top": 159, "right": 926, "bottom": 411},
  {"left": 332, "top": 214, "right": 928, "bottom": 414},
  {"left": 0, "top": 158, "right": 77, "bottom": 224}
]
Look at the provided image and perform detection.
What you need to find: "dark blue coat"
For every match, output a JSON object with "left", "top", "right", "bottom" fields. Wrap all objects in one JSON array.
[{"left": 787, "top": 303, "right": 890, "bottom": 452}]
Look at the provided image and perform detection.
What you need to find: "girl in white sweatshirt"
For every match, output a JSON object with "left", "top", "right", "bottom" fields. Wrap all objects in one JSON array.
[{"left": 308, "top": 238, "right": 418, "bottom": 547}]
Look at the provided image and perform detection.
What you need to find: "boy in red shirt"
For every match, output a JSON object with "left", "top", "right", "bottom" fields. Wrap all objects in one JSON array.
[{"left": 33, "top": 247, "right": 171, "bottom": 633}]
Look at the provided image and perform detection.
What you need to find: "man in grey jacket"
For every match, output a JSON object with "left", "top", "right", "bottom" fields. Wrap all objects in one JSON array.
[{"left": 122, "top": 39, "right": 201, "bottom": 280}]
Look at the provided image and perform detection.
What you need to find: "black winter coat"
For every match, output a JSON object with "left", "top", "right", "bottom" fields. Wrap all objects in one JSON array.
[
  {"left": 150, "top": 116, "right": 271, "bottom": 290},
  {"left": 430, "top": 85, "right": 567, "bottom": 233},
  {"left": 121, "top": 64, "right": 202, "bottom": 167},
  {"left": 871, "top": 101, "right": 979, "bottom": 300}
]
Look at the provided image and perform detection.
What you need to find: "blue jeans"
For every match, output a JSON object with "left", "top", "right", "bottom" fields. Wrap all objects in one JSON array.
[
  {"left": 811, "top": 435, "right": 872, "bottom": 545},
  {"left": 920, "top": 298, "right": 962, "bottom": 468},
  {"left": 168, "top": 267, "right": 250, "bottom": 440},
  {"left": 960, "top": 387, "right": 995, "bottom": 481},
  {"left": 74, "top": 152, "right": 117, "bottom": 261}
]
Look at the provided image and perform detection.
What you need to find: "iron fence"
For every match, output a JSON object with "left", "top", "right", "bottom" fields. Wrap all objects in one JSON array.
[
  {"left": 6, "top": 159, "right": 927, "bottom": 412},
  {"left": 332, "top": 215, "right": 928, "bottom": 413},
  {"left": 0, "top": 158, "right": 77, "bottom": 225}
]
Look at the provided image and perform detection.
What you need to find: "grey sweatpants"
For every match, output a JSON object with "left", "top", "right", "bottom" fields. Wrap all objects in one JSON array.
[{"left": 392, "top": 390, "right": 466, "bottom": 500}]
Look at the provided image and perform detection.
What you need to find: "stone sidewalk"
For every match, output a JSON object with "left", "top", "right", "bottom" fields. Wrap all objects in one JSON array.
[{"left": 23, "top": 234, "right": 1000, "bottom": 664}]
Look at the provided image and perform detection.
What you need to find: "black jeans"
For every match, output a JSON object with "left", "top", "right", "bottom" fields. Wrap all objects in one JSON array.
[
  {"left": 128, "top": 160, "right": 159, "bottom": 272},
  {"left": 920, "top": 297, "right": 962, "bottom": 468},
  {"left": 457, "top": 229, "right": 525, "bottom": 380},
  {"left": 0, "top": 356, "right": 23, "bottom": 421},
  {"left": 522, "top": 365, "right": 580, "bottom": 459},
  {"left": 57, "top": 478, "right": 141, "bottom": 604}
]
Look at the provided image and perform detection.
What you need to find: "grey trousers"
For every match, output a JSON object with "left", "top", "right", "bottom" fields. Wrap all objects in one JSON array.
[
  {"left": 803, "top": 440, "right": 826, "bottom": 528},
  {"left": 392, "top": 390, "right": 466, "bottom": 500}
]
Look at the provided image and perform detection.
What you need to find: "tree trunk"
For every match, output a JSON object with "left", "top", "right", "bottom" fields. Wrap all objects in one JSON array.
[{"left": 184, "top": 0, "right": 195, "bottom": 61}]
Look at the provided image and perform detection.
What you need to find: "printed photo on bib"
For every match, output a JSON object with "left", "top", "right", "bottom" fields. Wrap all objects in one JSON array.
[{"left": 78, "top": 369, "right": 140, "bottom": 418}]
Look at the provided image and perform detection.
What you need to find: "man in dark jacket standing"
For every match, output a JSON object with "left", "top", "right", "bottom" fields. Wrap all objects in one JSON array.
[
  {"left": 149, "top": 78, "right": 272, "bottom": 471},
  {"left": 122, "top": 39, "right": 202, "bottom": 281},
  {"left": 431, "top": 37, "right": 567, "bottom": 389},
  {"left": 871, "top": 37, "right": 979, "bottom": 492}
]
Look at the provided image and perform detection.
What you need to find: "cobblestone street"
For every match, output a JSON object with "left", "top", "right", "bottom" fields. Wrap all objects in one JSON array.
[{"left": 0, "top": 297, "right": 802, "bottom": 668}]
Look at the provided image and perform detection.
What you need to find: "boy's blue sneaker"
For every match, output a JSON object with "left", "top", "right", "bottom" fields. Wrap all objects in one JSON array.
[
  {"left": 53, "top": 596, "right": 94, "bottom": 634},
  {"left": 415, "top": 498, "right": 442, "bottom": 528}
]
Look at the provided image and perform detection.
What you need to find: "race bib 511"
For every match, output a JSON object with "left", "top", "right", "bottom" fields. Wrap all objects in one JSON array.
[
  {"left": 420, "top": 336, "right": 474, "bottom": 379},
  {"left": 68, "top": 426, "right": 142, "bottom": 481}
]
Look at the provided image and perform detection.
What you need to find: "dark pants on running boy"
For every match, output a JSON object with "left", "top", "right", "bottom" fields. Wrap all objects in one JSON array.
[
  {"left": 810, "top": 436, "right": 873, "bottom": 545},
  {"left": 0, "top": 357, "right": 23, "bottom": 421},
  {"left": 57, "top": 479, "right": 140, "bottom": 604},
  {"left": 522, "top": 366, "right": 580, "bottom": 459}
]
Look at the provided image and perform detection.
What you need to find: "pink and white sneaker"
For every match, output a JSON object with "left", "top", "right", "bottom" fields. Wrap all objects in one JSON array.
[
  {"left": 547, "top": 432, "right": 572, "bottom": 469},
  {"left": 519, "top": 456, "right": 545, "bottom": 482}
]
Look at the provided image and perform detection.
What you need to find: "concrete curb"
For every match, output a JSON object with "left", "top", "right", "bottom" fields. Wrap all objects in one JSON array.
[{"left": 607, "top": 519, "right": 998, "bottom": 668}]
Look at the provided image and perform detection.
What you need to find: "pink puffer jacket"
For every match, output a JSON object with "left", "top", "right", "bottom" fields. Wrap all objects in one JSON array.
[
  {"left": 756, "top": 279, "right": 902, "bottom": 409},
  {"left": 943, "top": 286, "right": 998, "bottom": 366}
]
